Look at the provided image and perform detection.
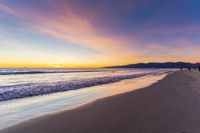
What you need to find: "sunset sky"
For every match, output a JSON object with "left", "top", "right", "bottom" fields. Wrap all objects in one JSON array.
[{"left": 0, "top": 0, "right": 200, "bottom": 68}]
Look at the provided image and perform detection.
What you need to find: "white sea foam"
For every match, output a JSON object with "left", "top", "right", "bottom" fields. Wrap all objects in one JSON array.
[
  {"left": 0, "top": 70, "right": 170, "bottom": 131},
  {"left": 0, "top": 69, "right": 168, "bottom": 101}
]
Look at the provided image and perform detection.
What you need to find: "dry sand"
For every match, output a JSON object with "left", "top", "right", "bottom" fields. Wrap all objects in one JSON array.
[{"left": 2, "top": 71, "right": 200, "bottom": 133}]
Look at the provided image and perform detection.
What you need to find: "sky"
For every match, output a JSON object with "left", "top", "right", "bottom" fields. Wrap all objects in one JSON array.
[{"left": 0, "top": 0, "right": 200, "bottom": 68}]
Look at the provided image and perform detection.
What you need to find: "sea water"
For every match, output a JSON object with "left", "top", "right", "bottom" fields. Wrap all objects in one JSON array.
[{"left": 0, "top": 68, "right": 172, "bottom": 130}]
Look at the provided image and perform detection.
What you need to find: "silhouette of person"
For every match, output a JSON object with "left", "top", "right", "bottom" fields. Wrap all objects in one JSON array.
[
  {"left": 198, "top": 67, "right": 200, "bottom": 72},
  {"left": 188, "top": 67, "right": 191, "bottom": 71},
  {"left": 180, "top": 67, "right": 183, "bottom": 71}
]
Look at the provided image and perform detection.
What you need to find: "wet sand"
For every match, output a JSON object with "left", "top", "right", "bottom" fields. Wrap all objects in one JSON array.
[{"left": 2, "top": 71, "right": 200, "bottom": 133}]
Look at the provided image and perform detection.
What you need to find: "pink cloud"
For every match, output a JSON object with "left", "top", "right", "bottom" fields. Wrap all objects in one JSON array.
[
  {"left": 0, "top": 2, "right": 143, "bottom": 65},
  {"left": 1, "top": 1, "right": 200, "bottom": 65}
]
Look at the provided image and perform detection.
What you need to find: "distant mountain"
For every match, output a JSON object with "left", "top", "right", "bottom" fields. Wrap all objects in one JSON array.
[{"left": 106, "top": 62, "right": 200, "bottom": 68}]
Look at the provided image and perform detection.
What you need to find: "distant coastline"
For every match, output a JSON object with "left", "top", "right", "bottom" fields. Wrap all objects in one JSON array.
[{"left": 106, "top": 62, "right": 200, "bottom": 68}]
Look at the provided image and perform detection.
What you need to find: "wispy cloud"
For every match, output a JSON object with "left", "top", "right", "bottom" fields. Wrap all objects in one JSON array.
[
  {"left": 0, "top": 2, "right": 142, "bottom": 65},
  {"left": 0, "top": 0, "right": 200, "bottom": 68}
]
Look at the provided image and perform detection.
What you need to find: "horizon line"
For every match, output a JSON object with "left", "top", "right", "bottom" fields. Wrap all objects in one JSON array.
[{"left": 1, "top": 61, "right": 199, "bottom": 69}]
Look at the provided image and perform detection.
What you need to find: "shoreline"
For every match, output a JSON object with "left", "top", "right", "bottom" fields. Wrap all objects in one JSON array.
[
  {"left": 0, "top": 69, "right": 167, "bottom": 102},
  {"left": 0, "top": 71, "right": 168, "bottom": 131},
  {"left": 2, "top": 71, "right": 200, "bottom": 133}
]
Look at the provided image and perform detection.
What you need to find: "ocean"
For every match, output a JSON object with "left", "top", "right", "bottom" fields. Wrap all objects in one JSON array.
[{"left": 0, "top": 68, "right": 172, "bottom": 130}]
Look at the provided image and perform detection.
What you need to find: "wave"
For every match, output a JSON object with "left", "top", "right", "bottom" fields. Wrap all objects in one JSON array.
[
  {"left": 0, "top": 69, "right": 103, "bottom": 75},
  {"left": 0, "top": 71, "right": 168, "bottom": 101}
]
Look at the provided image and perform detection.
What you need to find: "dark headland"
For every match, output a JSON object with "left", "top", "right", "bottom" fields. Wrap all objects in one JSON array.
[{"left": 106, "top": 62, "right": 200, "bottom": 68}]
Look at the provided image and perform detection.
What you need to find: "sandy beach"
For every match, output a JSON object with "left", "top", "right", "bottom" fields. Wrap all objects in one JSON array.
[{"left": 2, "top": 71, "right": 200, "bottom": 133}]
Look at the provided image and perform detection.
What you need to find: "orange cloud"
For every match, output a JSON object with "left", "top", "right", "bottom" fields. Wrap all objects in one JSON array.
[
  {"left": 0, "top": 2, "right": 200, "bottom": 68},
  {"left": 0, "top": 3, "right": 143, "bottom": 66}
]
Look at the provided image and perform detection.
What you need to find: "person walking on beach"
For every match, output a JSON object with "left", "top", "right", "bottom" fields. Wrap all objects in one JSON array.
[
  {"left": 188, "top": 67, "right": 191, "bottom": 71},
  {"left": 198, "top": 67, "right": 200, "bottom": 72}
]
